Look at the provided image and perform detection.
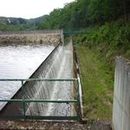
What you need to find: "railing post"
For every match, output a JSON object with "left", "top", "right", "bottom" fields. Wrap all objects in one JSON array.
[
  {"left": 76, "top": 79, "right": 81, "bottom": 121},
  {"left": 21, "top": 80, "right": 26, "bottom": 119},
  {"left": 21, "top": 80, "right": 24, "bottom": 86},
  {"left": 21, "top": 80, "right": 24, "bottom": 95},
  {"left": 22, "top": 100, "right": 26, "bottom": 119}
]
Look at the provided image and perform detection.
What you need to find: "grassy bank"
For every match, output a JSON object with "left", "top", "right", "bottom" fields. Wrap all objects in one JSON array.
[
  {"left": 74, "top": 20, "right": 130, "bottom": 120},
  {"left": 75, "top": 45, "right": 113, "bottom": 120}
]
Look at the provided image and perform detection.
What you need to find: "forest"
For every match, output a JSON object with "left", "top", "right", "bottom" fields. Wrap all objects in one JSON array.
[{"left": 38, "top": 0, "right": 130, "bottom": 30}]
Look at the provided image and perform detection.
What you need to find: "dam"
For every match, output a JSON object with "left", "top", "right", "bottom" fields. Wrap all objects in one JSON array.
[{"left": 0, "top": 30, "right": 82, "bottom": 120}]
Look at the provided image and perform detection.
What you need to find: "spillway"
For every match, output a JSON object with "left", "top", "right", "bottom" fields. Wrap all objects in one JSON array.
[{"left": 0, "top": 35, "right": 79, "bottom": 120}]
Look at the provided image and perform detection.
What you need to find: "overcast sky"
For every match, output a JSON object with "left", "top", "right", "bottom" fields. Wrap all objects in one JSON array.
[{"left": 0, "top": 0, "right": 75, "bottom": 19}]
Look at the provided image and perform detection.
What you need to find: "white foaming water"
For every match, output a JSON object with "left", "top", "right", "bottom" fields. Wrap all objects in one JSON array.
[
  {"left": 25, "top": 42, "right": 76, "bottom": 117},
  {"left": 0, "top": 44, "right": 54, "bottom": 109}
]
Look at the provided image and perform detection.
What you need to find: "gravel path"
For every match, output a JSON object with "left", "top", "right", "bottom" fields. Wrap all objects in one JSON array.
[{"left": 0, "top": 120, "right": 112, "bottom": 130}]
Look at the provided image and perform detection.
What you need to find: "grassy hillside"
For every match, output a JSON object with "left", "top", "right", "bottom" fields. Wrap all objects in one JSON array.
[{"left": 75, "top": 45, "right": 113, "bottom": 120}]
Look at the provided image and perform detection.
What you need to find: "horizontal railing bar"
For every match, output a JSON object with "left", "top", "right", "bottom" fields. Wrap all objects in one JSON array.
[
  {"left": 0, "top": 116, "right": 79, "bottom": 120},
  {"left": 0, "top": 99, "right": 77, "bottom": 103},
  {"left": 0, "top": 78, "right": 77, "bottom": 81}
]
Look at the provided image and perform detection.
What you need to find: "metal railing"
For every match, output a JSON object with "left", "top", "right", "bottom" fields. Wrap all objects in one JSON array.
[{"left": 0, "top": 78, "right": 81, "bottom": 121}]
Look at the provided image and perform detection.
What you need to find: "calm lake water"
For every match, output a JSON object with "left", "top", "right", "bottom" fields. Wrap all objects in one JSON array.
[{"left": 0, "top": 44, "right": 54, "bottom": 109}]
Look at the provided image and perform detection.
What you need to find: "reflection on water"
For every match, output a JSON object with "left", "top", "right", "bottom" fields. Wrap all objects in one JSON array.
[{"left": 0, "top": 44, "right": 54, "bottom": 109}]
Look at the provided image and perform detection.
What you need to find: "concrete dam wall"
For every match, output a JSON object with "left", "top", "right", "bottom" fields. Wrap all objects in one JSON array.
[
  {"left": 0, "top": 30, "right": 63, "bottom": 46},
  {"left": 113, "top": 57, "right": 130, "bottom": 130}
]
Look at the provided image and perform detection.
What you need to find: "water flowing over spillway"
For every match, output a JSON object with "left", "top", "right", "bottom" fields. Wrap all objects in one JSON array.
[
  {"left": 0, "top": 41, "right": 76, "bottom": 117},
  {"left": 25, "top": 42, "right": 75, "bottom": 116}
]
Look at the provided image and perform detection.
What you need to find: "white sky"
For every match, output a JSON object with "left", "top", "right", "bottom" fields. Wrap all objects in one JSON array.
[{"left": 0, "top": 0, "right": 75, "bottom": 19}]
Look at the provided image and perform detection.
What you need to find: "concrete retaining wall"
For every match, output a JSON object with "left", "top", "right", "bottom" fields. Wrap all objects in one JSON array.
[
  {"left": 0, "top": 30, "right": 63, "bottom": 46},
  {"left": 113, "top": 56, "right": 130, "bottom": 130}
]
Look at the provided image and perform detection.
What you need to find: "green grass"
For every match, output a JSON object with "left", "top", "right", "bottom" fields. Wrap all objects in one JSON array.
[{"left": 75, "top": 45, "right": 113, "bottom": 120}]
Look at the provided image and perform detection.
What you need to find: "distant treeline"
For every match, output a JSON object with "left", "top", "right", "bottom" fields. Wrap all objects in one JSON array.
[{"left": 0, "top": 16, "right": 48, "bottom": 31}]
